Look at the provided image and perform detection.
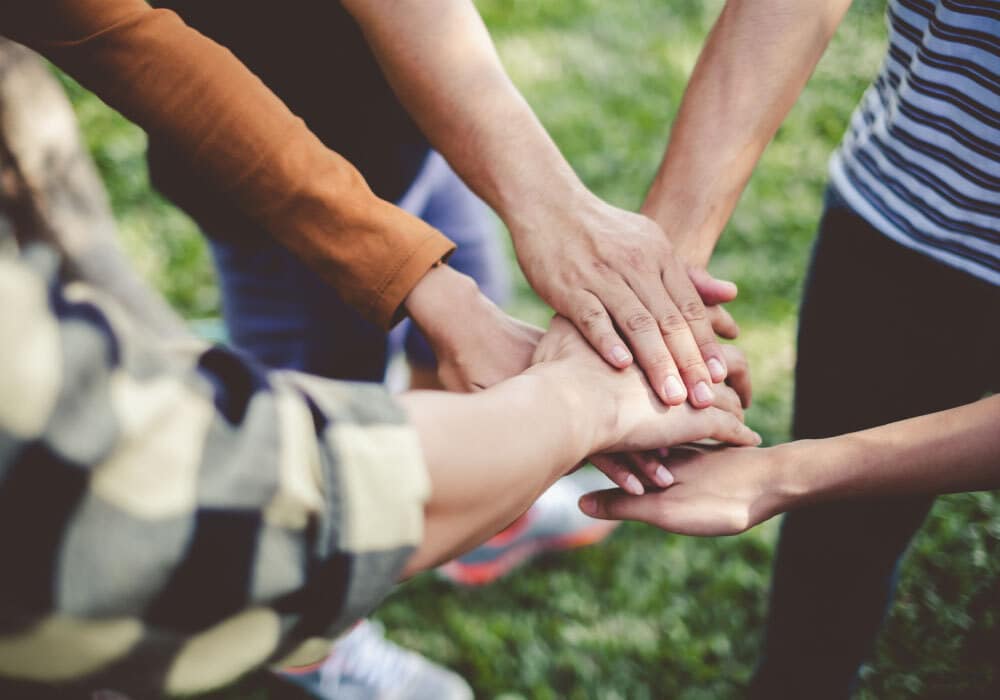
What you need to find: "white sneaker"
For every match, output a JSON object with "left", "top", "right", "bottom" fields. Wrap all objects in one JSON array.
[{"left": 282, "top": 620, "right": 472, "bottom": 700}]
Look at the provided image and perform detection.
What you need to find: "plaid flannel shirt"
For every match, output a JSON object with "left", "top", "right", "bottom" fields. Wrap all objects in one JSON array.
[{"left": 0, "top": 244, "right": 430, "bottom": 697}]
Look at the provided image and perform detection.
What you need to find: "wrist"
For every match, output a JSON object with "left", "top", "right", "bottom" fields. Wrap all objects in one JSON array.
[
  {"left": 766, "top": 439, "right": 835, "bottom": 512},
  {"left": 404, "top": 264, "right": 484, "bottom": 343},
  {"left": 503, "top": 180, "right": 598, "bottom": 245},
  {"left": 522, "top": 360, "right": 605, "bottom": 462}
]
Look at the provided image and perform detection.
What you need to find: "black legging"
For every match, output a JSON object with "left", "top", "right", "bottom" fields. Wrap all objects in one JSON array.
[{"left": 749, "top": 185, "right": 1000, "bottom": 699}]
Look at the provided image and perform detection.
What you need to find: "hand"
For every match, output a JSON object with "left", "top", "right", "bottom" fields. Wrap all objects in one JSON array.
[
  {"left": 529, "top": 316, "right": 761, "bottom": 457},
  {"left": 588, "top": 342, "right": 753, "bottom": 494},
  {"left": 510, "top": 195, "right": 732, "bottom": 408},
  {"left": 405, "top": 264, "right": 543, "bottom": 391},
  {"left": 579, "top": 443, "right": 797, "bottom": 536}
]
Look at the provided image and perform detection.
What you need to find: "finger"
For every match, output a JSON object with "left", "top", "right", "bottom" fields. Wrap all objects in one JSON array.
[
  {"left": 579, "top": 488, "right": 669, "bottom": 525},
  {"left": 708, "top": 305, "right": 740, "bottom": 340},
  {"left": 580, "top": 489, "right": 748, "bottom": 536},
  {"left": 712, "top": 383, "right": 745, "bottom": 422},
  {"left": 721, "top": 345, "right": 752, "bottom": 408},
  {"left": 633, "top": 450, "right": 674, "bottom": 489},
  {"left": 703, "top": 409, "right": 761, "bottom": 446},
  {"left": 688, "top": 267, "right": 738, "bottom": 306},
  {"left": 568, "top": 291, "right": 634, "bottom": 369},
  {"left": 590, "top": 454, "right": 645, "bottom": 495},
  {"left": 659, "top": 261, "right": 728, "bottom": 397},
  {"left": 600, "top": 280, "right": 688, "bottom": 406}
]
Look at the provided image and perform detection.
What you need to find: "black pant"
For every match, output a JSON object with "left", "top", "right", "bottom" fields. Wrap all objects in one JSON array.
[{"left": 749, "top": 186, "right": 1000, "bottom": 699}]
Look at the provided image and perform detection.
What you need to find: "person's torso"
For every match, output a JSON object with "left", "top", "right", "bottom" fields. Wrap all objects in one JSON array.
[
  {"left": 830, "top": 0, "right": 999, "bottom": 286},
  {"left": 146, "top": 0, "right": 431, "bottom": 236}
]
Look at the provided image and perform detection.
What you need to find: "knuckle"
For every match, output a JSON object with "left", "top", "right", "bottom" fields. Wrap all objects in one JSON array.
[
  {"left": 679, "top": 299, "right": 707, "bottom": 323},
  {"left": 591, "top": 260, "right": 613, "bottom": 275},
  {"left": 577, "top": 306, "right": 608, "bottom": 331},
  {"left": 624, "top": 310, "right": 658, "bottom": 333},
  {"left": 677, "top": 354, "right": 707, "bottom": 373},
  {"left": 622, "top": 247, "right": 647, "bottom": 270},
  {"left": 657, "top": 312, "right": 688, "bottom": 335}
]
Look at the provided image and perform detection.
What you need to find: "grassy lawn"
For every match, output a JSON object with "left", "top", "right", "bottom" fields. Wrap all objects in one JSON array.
[{"left": 60, "top": 0, "right": 999, "bottom": 697}]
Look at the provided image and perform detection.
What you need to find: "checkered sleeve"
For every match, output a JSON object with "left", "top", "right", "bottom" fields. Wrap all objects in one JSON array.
[{"left": 0, "top": 246, "right": 430, "bottom": 697}]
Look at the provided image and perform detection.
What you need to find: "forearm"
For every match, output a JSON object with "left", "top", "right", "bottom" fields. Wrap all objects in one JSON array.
[
  {"left": 2, "top": 0, "right": 453, "bottom": 328},
  {"left": 399, "top": 371, "right": 590, "bottom": 573},
  {"left": 642, "top": 0, "right": 851, "bottom": 266},
  {"left": 343, "top": 0, "right": 590, "bottom": 232},
  {"left": 779, "top": 396, "right": 1000, "bottom": 506}
]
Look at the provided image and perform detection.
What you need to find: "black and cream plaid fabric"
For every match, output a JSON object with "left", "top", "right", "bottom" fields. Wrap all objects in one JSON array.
[{"left": 0, "top": 245, "right": 430, "bottom": 697}]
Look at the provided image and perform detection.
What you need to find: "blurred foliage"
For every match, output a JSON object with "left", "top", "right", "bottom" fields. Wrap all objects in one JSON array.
[{"left": 58, "top": 0, "right": 999, "bottom": 697}]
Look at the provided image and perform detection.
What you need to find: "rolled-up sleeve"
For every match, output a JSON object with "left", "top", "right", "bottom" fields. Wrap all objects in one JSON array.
[
  {"left": 0, "top": 0, "right": 455, "bottom": 328},
  {"left": 0, "top": 246, "right": 430, "bottom": 696}
]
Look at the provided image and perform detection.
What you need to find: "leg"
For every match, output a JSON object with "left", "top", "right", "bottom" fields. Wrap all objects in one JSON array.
[
  {"left": 209, "top": 233, "right": 388, "bottom": 381},
  {"left": 750, "top": 186, "right": 1000, "bottom": 698}
]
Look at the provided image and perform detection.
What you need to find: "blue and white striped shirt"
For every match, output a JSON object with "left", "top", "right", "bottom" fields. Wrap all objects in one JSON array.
[{"left": 830, "top": 0, "right": 999, "bottom": 285}]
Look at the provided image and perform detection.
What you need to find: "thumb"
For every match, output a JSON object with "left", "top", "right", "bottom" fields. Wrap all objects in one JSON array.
[
  {"left": 579, "top": 488, "right": 667, "bottom": 524},
  {"left": 688, "top": 267, "right": 738, "bottom": 306}
]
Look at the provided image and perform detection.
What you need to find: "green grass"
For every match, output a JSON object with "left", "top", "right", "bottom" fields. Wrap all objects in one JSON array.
[{"left": 60, "top": 0, "right": 999, "bottom": 697}]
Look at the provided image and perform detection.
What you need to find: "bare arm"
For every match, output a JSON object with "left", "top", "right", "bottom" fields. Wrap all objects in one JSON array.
[
  {"left": 642, "top": 0, "right": 853, "bottom": 266},
  {"left": 580, "top": 395, "right": 1000, "bottom": 536},
  {"left": 344, "top": 0, "right": 734, "bottom": 408}
]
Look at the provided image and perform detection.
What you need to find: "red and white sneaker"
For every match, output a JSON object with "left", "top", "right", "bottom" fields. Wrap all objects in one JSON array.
[{"left": 437, "top": 469, "right": 620, "bottom": 586}]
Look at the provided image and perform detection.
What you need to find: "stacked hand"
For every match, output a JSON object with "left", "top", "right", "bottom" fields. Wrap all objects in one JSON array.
[
  {"left": 578, "top": 444, "right": 789, "bottom": 536},
  {"left": 529, "top": 316, "right": 759, "bottom": 459},
  {"left": 510, "top": 195, "right": 740, "bottom": 407}
]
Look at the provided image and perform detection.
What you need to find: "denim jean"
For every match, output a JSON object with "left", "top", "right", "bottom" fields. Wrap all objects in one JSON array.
[
  {"left": 207, "top": 151, "right": 510, "bottom": 380},
  {"left": 748, "top": 186, "right": 1000, "bottom": 699}
]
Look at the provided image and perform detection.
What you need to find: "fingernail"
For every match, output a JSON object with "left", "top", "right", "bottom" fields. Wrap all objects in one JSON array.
[
  {"left": 655, "top": 465, "right": 674, "bottom": 487},
  {"left": 625, "top": 474, "right": 644, "bottom": 495},
  {"left": 611, "top": 345, "right": 632, "bottom": 365},
  {"left": 579, "top": 494, "right": 597, "bottom": 515},
  {"left": 694, "top": 381, "right": 715, "bottom": 405},
  {"left": 707, "top": 357, "right": 726, "bottom": 382},
  {"left": 753, "top": 431, "right": 763, "bottom": 445},
  {"left": 664, "top": 375, "right": 686, "bottom": 402}
]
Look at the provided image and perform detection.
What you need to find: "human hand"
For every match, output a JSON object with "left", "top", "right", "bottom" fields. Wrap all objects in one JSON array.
[
  {"left": 579, "top": 443, "right": 798, "bottom": 536},
  {"left": 510, "top": 195, "right": 733, "bottom": 408},
  {"left": 405, "top": 264, "right": 543, "bottom": 391},
  {"left": 588, "top": 343, "right": 754, "bottom": 494},
  {"left": 529, "top": 316, "right": 760, "bottom": 458}
]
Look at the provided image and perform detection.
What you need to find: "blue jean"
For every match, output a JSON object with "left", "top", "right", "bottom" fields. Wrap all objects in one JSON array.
[
  {"left": 748, "top": 186, "right": 1000, "bottom": 698},
  {"left": 207, "top": 151, "right": 510, "bottom": 380}
]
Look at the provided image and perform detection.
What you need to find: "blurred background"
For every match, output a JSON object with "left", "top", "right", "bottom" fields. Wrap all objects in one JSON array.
[{"left": 54, "top": 0, "right": 999, "bottom": 697}]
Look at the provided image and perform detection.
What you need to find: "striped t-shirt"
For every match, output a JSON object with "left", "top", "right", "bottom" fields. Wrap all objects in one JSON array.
[{"left": 829, "top": 0, "right": 999, "bottom": 286}]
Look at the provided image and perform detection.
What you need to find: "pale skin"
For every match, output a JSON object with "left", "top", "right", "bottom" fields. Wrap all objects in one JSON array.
[
  {"left": 579, "top": 396, "right": 1000, "bottom": 536},
  {"left": 640, "top": 0, "right": 854, "bottom": 266},
  {"left": 401, "top": 316, "right": 761, "bottom": 575},
  {"left": 344, "top": 0, "right": 741, "bottom": 408}
]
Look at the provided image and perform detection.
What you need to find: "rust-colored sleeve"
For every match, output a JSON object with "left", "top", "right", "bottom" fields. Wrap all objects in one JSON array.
[{"left": 1, "top": 0, "right": 455, "bottom": 328}]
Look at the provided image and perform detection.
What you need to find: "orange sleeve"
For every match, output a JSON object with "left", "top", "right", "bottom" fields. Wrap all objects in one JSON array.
[{"left": 1, "top": 0, "right": 455, "bottom": 328}]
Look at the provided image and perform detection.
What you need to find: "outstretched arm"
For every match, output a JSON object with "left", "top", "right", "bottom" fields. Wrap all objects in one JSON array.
[
  {"left": 641, "top": 0, "right": 853, "bottom": 266},
  {"left": 343, "top": 0, "right": 734, "bottom": 408},
  {"left": 580, "top": 395, "right": 1000, "bottom": 536}
]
